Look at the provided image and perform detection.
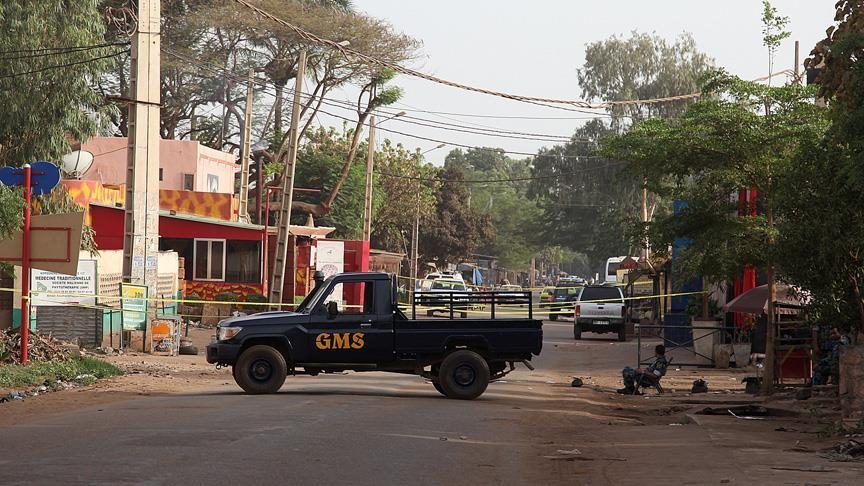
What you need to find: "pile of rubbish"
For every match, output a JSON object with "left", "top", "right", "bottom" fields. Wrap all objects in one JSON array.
[
  {"left": 0, "top": 329, "right": 72, "bottom": 364},
  {"left": 821, "top": 438, "right": 864, "bottom": 462}
]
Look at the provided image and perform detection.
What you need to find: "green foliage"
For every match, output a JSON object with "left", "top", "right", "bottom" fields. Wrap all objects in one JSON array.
[
  {"left": 0, "top": 1, "right": 118, "bottom": 165},
  {"left": 527, "top": 121, "right": 640, "bottom": 271},
  {"left": 0, "top": 358, "right": 121, "bottom": 388},
  {"left": 243, "top": 293, "right": 268, "bottom": 312},
  {"left": 214, "top": 292, "right": 239, "bottom": 303},
  {"left": 602, "top": 71, "right": 829, "bottom": 284},
  {"left": 294, "top": 126, "right": 367, "bottom": 238},
  {"left": 761, "top": 1, "right": 790, "bottom": 62},
  {"left": 577, "top": 32, "right": 714, "bottom": 125},
  {"left": 418, "top": 159, "right": 494, "bottom": 265}
]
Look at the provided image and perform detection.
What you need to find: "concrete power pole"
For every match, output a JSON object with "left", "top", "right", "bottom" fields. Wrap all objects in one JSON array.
[
  {"left": 238, "top": 69, "right": 254, "bottom": 223},
  {"left": 269, "top": 50, "right": 306, "bottom": 305},
  {"left": 362, "top": 116, "right": 376, "bottom": 242},
  {"left": 123, "top": 0, "right": 160, "bottom": 289}
]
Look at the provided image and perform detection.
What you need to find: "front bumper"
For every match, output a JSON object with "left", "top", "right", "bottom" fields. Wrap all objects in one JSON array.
[{"left": 206, "top": 342, "right": 242, "bottom": 365}]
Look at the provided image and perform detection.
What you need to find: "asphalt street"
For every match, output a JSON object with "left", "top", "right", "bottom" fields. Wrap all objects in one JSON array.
[{"left": 0, "top": 322, "right": 590, "bottom": 486}]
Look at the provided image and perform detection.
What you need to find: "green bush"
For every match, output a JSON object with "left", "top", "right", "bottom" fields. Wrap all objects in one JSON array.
[
  {"left": 0, "top": 358, "right": 121, "bottom": 389},
  {"left": 214, "top": 292, "right": 239, "bottom": 304},
  {"left": 243, "top": 293, "right": 268, "bottom": 312}
]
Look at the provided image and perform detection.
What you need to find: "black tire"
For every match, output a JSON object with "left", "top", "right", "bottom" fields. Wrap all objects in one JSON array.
[
  {"left": 573, "top": 323, "right": 582, "bottom": 340},
  {"left": 233, "top": 345, "right": 288, "bottom": 394},
  {"left": 550, "top": 313, "right": 558, "bottom": 321},
  {"left": 427, "top": 310, "right": 434, "bottom": 317},
  {"left": 432, "top": 380, "right": 446, "bottom": 396},
  {"left": 438, "top": 350, "right": 490, "bottom": 400},
  {"left": 179, "top": 345, "right": 198, "bottom": 355},
  {"left": 460, "top": 312, "right": 468, "bottom": 318},
  {"left": 617, "top": 326, "right": 627, "bottom": 342}
]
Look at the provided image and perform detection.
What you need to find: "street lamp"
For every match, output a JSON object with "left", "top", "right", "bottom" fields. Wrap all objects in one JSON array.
[
  {"left": 421, "top": 143, "right": 446, "bottom": 155},
  {"left": 362, "top": 111, "right": 407, "bottom": 242},
  {"left": 410, "top": 143, "right": 446, "bottom": 289}
]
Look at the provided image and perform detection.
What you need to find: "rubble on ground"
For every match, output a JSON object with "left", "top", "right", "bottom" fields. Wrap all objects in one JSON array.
[{"left": 0, "top": 329, "right": 72, "bottom": 364}]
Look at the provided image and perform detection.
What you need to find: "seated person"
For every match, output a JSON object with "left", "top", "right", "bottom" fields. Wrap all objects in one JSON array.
[
  {"left": 618, "top": 344, "right": 669, "bottom": 395},
  {"left": 812, "top": 327, "right": 850, "bottom": 385}
]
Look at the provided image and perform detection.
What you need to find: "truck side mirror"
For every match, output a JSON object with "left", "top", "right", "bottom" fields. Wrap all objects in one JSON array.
[{"left": 326, "top": 301, "right": 339, "bottom": 319}]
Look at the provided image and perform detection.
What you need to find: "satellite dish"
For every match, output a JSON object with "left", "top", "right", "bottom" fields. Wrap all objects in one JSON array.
[{"left": 60, "top": 150, "right": 95, "bottom": 179}]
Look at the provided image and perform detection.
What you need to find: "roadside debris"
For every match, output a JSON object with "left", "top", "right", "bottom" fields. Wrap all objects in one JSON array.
[
  {"left": 0, "top": 329, "right": 71, "bottom": 364},
  {"left": 690, "top": 379, "right": 708, "bottom": 393},
  {"left": 820, "top": 439, "right": 864, "bottom": 462},
  {"left": 570, "top": 378, "right": 583, "bottom": 387}
]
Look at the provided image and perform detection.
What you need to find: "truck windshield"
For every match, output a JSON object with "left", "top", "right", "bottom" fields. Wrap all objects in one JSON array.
[
  {"left": 579, "top": 287, "right": 622, "bottom": 302},
  {"left": 431, "top": 281, "right": 466, "bottom": 291},
  {"left": 294, "top": 276, "right": 335, "bottom": 313}
]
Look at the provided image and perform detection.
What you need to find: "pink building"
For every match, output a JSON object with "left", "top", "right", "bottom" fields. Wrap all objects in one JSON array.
[{"left": 79, "top": 136, "right": 236, "bottom": 193}]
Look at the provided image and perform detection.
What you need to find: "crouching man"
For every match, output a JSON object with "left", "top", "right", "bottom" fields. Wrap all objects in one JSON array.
[{"left": 618, "top": 344, "right": 668, "bottom": 395}]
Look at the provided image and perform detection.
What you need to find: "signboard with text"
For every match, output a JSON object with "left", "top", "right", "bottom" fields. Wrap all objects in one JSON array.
[
  {"left": 31, "top": 259, "right": 97, "bottom": 306},
  {"left": 121, "top": 283, "right": 148, "bottom": 330}
]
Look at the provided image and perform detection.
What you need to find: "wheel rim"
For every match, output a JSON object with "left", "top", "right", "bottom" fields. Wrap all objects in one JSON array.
[
  {"left": 453, "top": 363, "right": 476, "bottom": 387},
  {"left": 250, "top": 358, "right": 273, "bottom": 382}
]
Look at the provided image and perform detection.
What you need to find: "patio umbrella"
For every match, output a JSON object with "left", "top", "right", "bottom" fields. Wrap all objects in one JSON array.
[{"left": 722, "top": 283, "right": 808, "bottom": 315}]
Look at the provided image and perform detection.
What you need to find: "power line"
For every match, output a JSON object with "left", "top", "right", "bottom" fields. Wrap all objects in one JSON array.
[
  {"left": 230, "top": 0, "right": 709, "bottom": 109},
  {"left": 0, "top": 49, "right": 129, "bottom": 79},
  {"left": 162, "top": 48, "right": 597, "bottom": 154},
  {"left": 0, "top": 41, "right": 129, "bottom": 57},
  {"left": 377, "top": 159, "right": 623, "bottom": 184}
]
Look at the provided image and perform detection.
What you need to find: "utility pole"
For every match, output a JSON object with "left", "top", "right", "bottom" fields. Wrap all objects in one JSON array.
[
  {"left": 410, "top": 191, "right": 420, "bottom": 295},
  {"left": 238, "top": 69, "right": 254, "bottom": 223},
  {"left": 362, "top": 116, "right": 376, "bottom": 242},
  {"left": 269, "top": 50, "right": 306, "bottom": 306},
  {"left": 123, "top": 0, "right": 160, "bottom": 289}
]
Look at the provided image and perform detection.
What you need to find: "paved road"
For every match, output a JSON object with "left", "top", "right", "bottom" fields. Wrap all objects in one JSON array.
[
  {"left": 3, "top": 323, "right": 856, "bottom": 485},
  {"left": 0, "top": 322, "right": 590, "bottom": 486}
]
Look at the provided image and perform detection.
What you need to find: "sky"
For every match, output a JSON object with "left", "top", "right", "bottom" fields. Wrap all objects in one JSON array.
[{"left": 319, "top": 0, "right": 834, "bottom": 165}]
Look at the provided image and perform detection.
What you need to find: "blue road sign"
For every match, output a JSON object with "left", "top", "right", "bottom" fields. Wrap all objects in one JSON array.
[{"left": 0, "top": 161, "right": 61, "bottom": 195}]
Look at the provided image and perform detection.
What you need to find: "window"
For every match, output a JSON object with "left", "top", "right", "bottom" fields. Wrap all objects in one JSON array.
[
  {"left": 579, "top": 287, "right": 623, "bottom": 302},
  {"left": 321, "top": 281, "right": 373, "bottom": 315},
  {"left": 207, "top": 174, "right": 219, "bottom": 193},
  {"left": 183, "top": 174, "right": 194, "bottom": 191},
  {"left": 225, "top": 240, "right": 261, "bottom": 284},
  {"left": 194, "top": 239, "right": 225, "bottom": 281}
]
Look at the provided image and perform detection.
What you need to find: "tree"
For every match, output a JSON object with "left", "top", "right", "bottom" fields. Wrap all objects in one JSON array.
[
  {"left": 418, "top": 160, "right": 494, "bottom": 265},
  {"left": 0, "top": 0, "right": 118, "bottom": 166},
  {"left": 577, "top": 32, "right": 714, "bottom": 128},
  {"left": 527, "top": 121, "right": 638, "bottom": 271},
  {"left": 602, "top": 71, "right": 827, "bottom": 283},
  {"left": 807, "top": 0, "right": 864, "bottom": 189},
  {"left": 370, "top": 140, "right": 439, "bottom": 254}
]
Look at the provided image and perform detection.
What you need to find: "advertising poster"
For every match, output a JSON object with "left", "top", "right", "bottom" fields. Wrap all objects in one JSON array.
[
  {"left": 31, "top": 259, "right": 97, "bottom": 306},
  {"left": 315, "top": 240, "right": 345, "bottom": 304},
  {"left": 121, "top": 283, "right": 148, "bottom": 330}
]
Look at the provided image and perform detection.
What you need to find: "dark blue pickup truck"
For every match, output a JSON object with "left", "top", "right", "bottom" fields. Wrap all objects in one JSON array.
[{"left": 207, "top": 272, "right": 542, "bottom": 400}]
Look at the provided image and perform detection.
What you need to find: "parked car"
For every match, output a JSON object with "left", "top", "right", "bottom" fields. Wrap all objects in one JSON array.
[
  {"left": 416, "top": 278, "right": 473, "bottom": 317},
  {"left": 574, "top": 285, "right": 627, "bottom": 341},
  {"left": 539, "top": 286, "right": 555, "bottom": 306},
  {"left": 494, "top": 284, "right": 525, "bottom": 305},
  {"left": 549, "top": 280, "right": 583, "bottom": 321}
]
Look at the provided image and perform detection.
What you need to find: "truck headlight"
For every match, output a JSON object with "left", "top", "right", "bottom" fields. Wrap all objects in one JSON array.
[{"left": 217, "top": 326, "right": 242, "bottom": 341}]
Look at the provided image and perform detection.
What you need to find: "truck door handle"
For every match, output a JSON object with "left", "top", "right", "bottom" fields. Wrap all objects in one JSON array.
[{"left": 360, "top": 322, "right": 372, "bottom": 328}]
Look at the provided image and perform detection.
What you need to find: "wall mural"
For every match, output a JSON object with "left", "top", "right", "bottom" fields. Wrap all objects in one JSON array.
[{"left": 63, "top": 181, "right": 238, "bottom": 223}]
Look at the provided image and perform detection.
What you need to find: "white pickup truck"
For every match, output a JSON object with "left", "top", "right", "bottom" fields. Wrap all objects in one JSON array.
[{"left": 573, "top": 285, "right": 627, "bottom": 341}]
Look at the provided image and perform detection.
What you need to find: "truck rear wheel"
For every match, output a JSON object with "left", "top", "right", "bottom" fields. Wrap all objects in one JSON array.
[
  {"left": 617, "top": 326, "right": 627, "bottom": 342},
  {"left": 438, "top": 350, "right": 490, "bottom": 400},
  {"left": 549, "top": 313, "right": 558, "bottom": 321},
  {"left": 573, "top": 322, "right": 582, "bottom": 340},
  {"left": 234, "top": 345, "right": 287, "bottom": 394}
]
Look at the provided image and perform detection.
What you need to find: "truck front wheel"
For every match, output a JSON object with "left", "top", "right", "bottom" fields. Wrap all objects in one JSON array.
[
  {"left": 438, "top": 350, "right": 490, "bottom": 400},
  {"left": 234, "top": 345, "right": 288, "bottom": 394}
]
